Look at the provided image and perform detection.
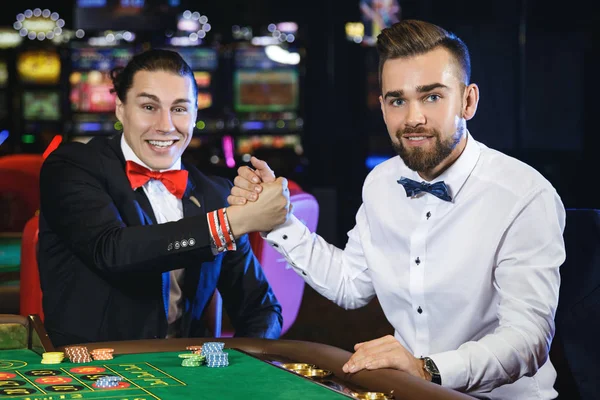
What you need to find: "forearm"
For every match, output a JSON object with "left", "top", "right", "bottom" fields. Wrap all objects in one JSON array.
[{"left": 264, "top": 215, "right": 375, "bottom": 309}]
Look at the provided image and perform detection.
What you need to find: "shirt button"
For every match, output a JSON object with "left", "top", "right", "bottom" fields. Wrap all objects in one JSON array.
[
  {"left": 273, "top": 243, "right": 279, "bottom": 248},
  {"left": 415, "top": 257, "right": 421, "bottom": 265},
  {"left": 302, "top": 271, "right": 307, "bottom": 276},
  {"left": 426, "top": 211, "right": 431, "bottom": 219},
  {"left": 283, "top": 235, "right": 288, "bottom": 240},
  {"left": 417, "top": 306, "right": 423, "bottom": 314}
]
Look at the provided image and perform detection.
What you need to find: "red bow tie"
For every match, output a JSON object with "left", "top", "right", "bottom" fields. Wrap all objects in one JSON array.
[{"left": 125, "top": 160, "right": 188, "bottom": 199}]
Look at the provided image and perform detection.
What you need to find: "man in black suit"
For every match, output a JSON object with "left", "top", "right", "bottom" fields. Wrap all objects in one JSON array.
[{"left": 38, "top": 49, "right": 289, "bottom": 347}]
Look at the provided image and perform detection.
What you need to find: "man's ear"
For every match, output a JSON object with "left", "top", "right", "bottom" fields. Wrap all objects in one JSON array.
[
  {"left": 115, "top": 98, "right": 123, "bottom": 122},
  {"left": 463, "top": 83, "right": 479, "bottom": 121}
]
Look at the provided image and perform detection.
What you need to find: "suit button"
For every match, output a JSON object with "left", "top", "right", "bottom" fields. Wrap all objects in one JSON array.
[
  {"left": 174, "top": 241, "right": 180, "bottom": 250},
  {"left": 189, "top": 238, "right": 196, "bottom": 246},
  {"left": 167, "top": 243, "right": 173, "bottom": 251},
  {"left": 181, "top": 239, "right": 188, "bottom": 247}
]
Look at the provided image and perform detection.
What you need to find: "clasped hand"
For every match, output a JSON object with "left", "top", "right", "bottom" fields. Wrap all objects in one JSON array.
[{"left": 227, "top": 157, "right": 290, "bottom": 234}]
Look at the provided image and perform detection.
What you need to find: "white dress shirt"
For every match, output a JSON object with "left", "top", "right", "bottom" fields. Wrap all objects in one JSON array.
[
  {"left": 265, "top": 133, "right": 565, "bottom": 399},
  {"left": 121, "top": 136, "right": 185, "bottom": 338}
]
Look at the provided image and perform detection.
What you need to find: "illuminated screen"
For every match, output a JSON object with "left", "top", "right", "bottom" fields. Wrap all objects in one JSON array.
[
  {"left": 70, "top": 71, "right": 116, "bottom": 112},
  {"left": 174, "top": 48, "right": 217, "bottom": 71},
  {"left": 17, "top": 50, "right": 61, "bottom": 84},
  {"left": 236, "top": 134, "right": 302, "bottom": 154},
  {"left": 22, "top": 91, "right": 61, "bottom": 121},
  {"left": 0, "top": 61, "right": 7, "bottom": 87},
  {"left": 198, "top": 92, "right": 212, "bottom": 110},
  {"left": 234, "top": 70, "right": 298, "bottom": 112},
  {"left": 71, "top": 47, "right": 133, "bottom": 71},
  {"left": 193, "top": 71, "right": 211, "bottom": 88}
]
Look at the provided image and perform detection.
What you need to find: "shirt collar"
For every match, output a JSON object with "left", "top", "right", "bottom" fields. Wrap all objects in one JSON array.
[
  {"left": 400, "top": 130, "right": 481, "bottom": 202},
  {"left": 121, "top": 134, "right": 181, "bottom": 172}
]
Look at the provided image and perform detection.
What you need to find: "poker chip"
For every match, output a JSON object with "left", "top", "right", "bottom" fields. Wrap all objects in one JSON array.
[
  {"left": 200, "top": 342, "right": 224, "bottom": 356},
  {"left": 94, "top": 375, "right": 123, "bottom": 388},
  {"left": 64, "top": 346, "right": 93, "bottom": 363},
  {"left": 186, "top": 345, "right": 202, "bottom": 351},
  {"left": 90, "top": 348, "right": 114, "bottom": 361},
  {"left": 205, "top": 351, "right": 229, "bottom": 368},
  {"left": 41, "top": 352, "right": 64, "bottom": 364}
]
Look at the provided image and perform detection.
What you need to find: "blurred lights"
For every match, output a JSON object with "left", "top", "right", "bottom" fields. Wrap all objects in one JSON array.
[
  {"left": 345, "top": 22, "right": 365, "bottom": 44},
  {"left": 0, "top": 130, "right": 8, "bottom": 146},
  {"left": 14, "top": 9, "right": 64, "bottom": 41},
  {"left": 265, "top": 45, "right": 300, "bottom": 65}
]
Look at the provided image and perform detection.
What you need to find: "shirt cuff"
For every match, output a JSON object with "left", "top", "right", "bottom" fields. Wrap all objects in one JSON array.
[
  {"left": 429, "top": 350, "right": 468, "bottom": 390},
  {"left": 207, "top": 208, "right": 237, "bottom": 254},
  {"left": 262, "top": 214, "right": 308, "bottom": 250}
]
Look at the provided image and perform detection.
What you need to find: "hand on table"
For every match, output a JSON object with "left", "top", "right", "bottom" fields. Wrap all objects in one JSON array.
[{"left": 342, "top": 335, "right": 430, "bottom": 381}]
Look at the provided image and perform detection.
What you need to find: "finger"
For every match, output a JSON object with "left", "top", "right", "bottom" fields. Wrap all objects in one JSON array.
[
  {"left": 230, "top": 186, "right": 258, "bottom": 202},
  {"left": 364, "top": 357, "right": 396, "bottom": 371},
  {"left": 251, "top": 156, "right": 276, "bottom": 182},
  {"left": 227, "top": 194, "right": 246, "bottom": 206},
  {"left": 343, "top": 352, "right": 368, "bottom": 374},
  {"left": 277, "top": 177, "right": 289, "bottom": 193},
  {"left": 237, "top": 165, "right": 262, "bottom": 184},
  {"left": 234, "top": 175, "right": 262, "bottom": 193}
]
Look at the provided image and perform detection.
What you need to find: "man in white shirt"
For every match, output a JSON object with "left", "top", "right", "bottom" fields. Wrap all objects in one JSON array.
[{"left": 227, "top": 20, "right": 565, "bottom": 398}]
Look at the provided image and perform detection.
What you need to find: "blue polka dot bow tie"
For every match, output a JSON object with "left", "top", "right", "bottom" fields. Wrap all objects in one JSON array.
[{"left": 397, "top": 177, "right": 452, "bottom": 202}]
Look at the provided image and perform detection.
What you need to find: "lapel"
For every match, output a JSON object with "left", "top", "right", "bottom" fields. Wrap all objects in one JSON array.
[
  {"left": 105, "top": 134, "right": 157, "bottom": 225},
  {"left": 181, "top": 164, "right": 206, "bottom": 219}
]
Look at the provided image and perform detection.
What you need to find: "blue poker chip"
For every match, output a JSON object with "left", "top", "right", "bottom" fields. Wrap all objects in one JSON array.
[
  {"left": 97, "top": 376, "right": 122, "bottom": 382},
  {"left": 96, "top": 381, "right": 119, "bottom": 388}
]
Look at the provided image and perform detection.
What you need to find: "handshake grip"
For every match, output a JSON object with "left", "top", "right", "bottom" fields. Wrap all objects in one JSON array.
[{"left": 227, "top": 177, "right": 291, "bottom": 237}]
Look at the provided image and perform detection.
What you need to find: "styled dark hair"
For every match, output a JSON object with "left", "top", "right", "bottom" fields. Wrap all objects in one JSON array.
[
  {"left": 376, "top": 20, "right": 471, "bottom": 88},
  {"left": 110, "top": 49, "right": 198, "bottom": 104}
]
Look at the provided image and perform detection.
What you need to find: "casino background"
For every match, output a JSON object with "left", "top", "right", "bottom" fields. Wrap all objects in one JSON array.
[{"left": 0, "top": 1, "right": 596, "bottom": 398}]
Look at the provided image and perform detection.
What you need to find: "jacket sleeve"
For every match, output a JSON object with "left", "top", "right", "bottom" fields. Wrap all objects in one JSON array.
[
  {"left": 40, "top": 144, "right": 216, "bottom": 274},
  {"left": 216, "top": 232, "right": 283, "bottom": 339}
]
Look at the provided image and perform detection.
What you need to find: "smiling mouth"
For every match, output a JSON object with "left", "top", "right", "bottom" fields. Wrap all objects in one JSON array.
[
  {"left": 404, "top": 136, "right": 432, "bottom": 141},
  {"left": 146, "top": 139, "right": 178, "bottom": 148}
]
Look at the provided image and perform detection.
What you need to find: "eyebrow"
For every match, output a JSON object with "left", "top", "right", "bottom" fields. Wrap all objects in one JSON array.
[
  {"left": 383, "top": 83, "right": 450, "bottom": 99},
  {"left": 136, "top": 92, "right": 191, "bottom": 105}
]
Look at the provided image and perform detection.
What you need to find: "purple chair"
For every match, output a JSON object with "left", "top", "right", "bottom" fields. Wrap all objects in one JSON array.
[{"left": 220, "top": 182, "right": 320, "bottom": 337}]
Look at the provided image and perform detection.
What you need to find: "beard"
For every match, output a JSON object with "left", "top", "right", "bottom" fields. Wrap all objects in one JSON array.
[{"left": 391, "top": 124, "right": 465, "bottom": 173}]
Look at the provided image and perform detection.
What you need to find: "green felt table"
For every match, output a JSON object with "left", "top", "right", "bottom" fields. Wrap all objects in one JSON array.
[{"left": 0, "top": 348, "right": 352, "bottom": 400}]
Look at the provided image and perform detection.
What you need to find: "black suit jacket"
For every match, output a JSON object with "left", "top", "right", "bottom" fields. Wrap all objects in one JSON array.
[{"left": 38, "top": 135, "right": 282, "bottom": 347}]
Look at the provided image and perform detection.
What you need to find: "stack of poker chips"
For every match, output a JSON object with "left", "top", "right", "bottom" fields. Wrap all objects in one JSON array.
[
  {"left": 205, "top": 352, "right": 229, "bottom": 368},
  {"left": 186, "top": 345, "right": 203, "bottom": 354},
  {"left": 94, "top": 376, "right": 122, "bottom": 388},
  {"left": 90, "top": 348, "right": 114, "bottom": 361},
  {"left": 64, "top": 346, "right": 93, "bottom": 363},
  {"left": 178, "top": 353, "right": 205, "bottom": 367},
  {"left": 41, "top": 352, "right": 64, "bottom": 364},
  {"left": 201, "top": 342, "right": 229, "bottom": 368}
]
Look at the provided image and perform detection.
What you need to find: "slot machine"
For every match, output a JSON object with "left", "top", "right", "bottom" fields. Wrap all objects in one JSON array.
[
  {"left": 67, "top": 45, "right": 135, "bottom": 141},
  {"left": 228, "top": 22, "right": 306, "bottom": 182},
  {"left": 15, "top": 47, "right": 64, "bottom": 152}
]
